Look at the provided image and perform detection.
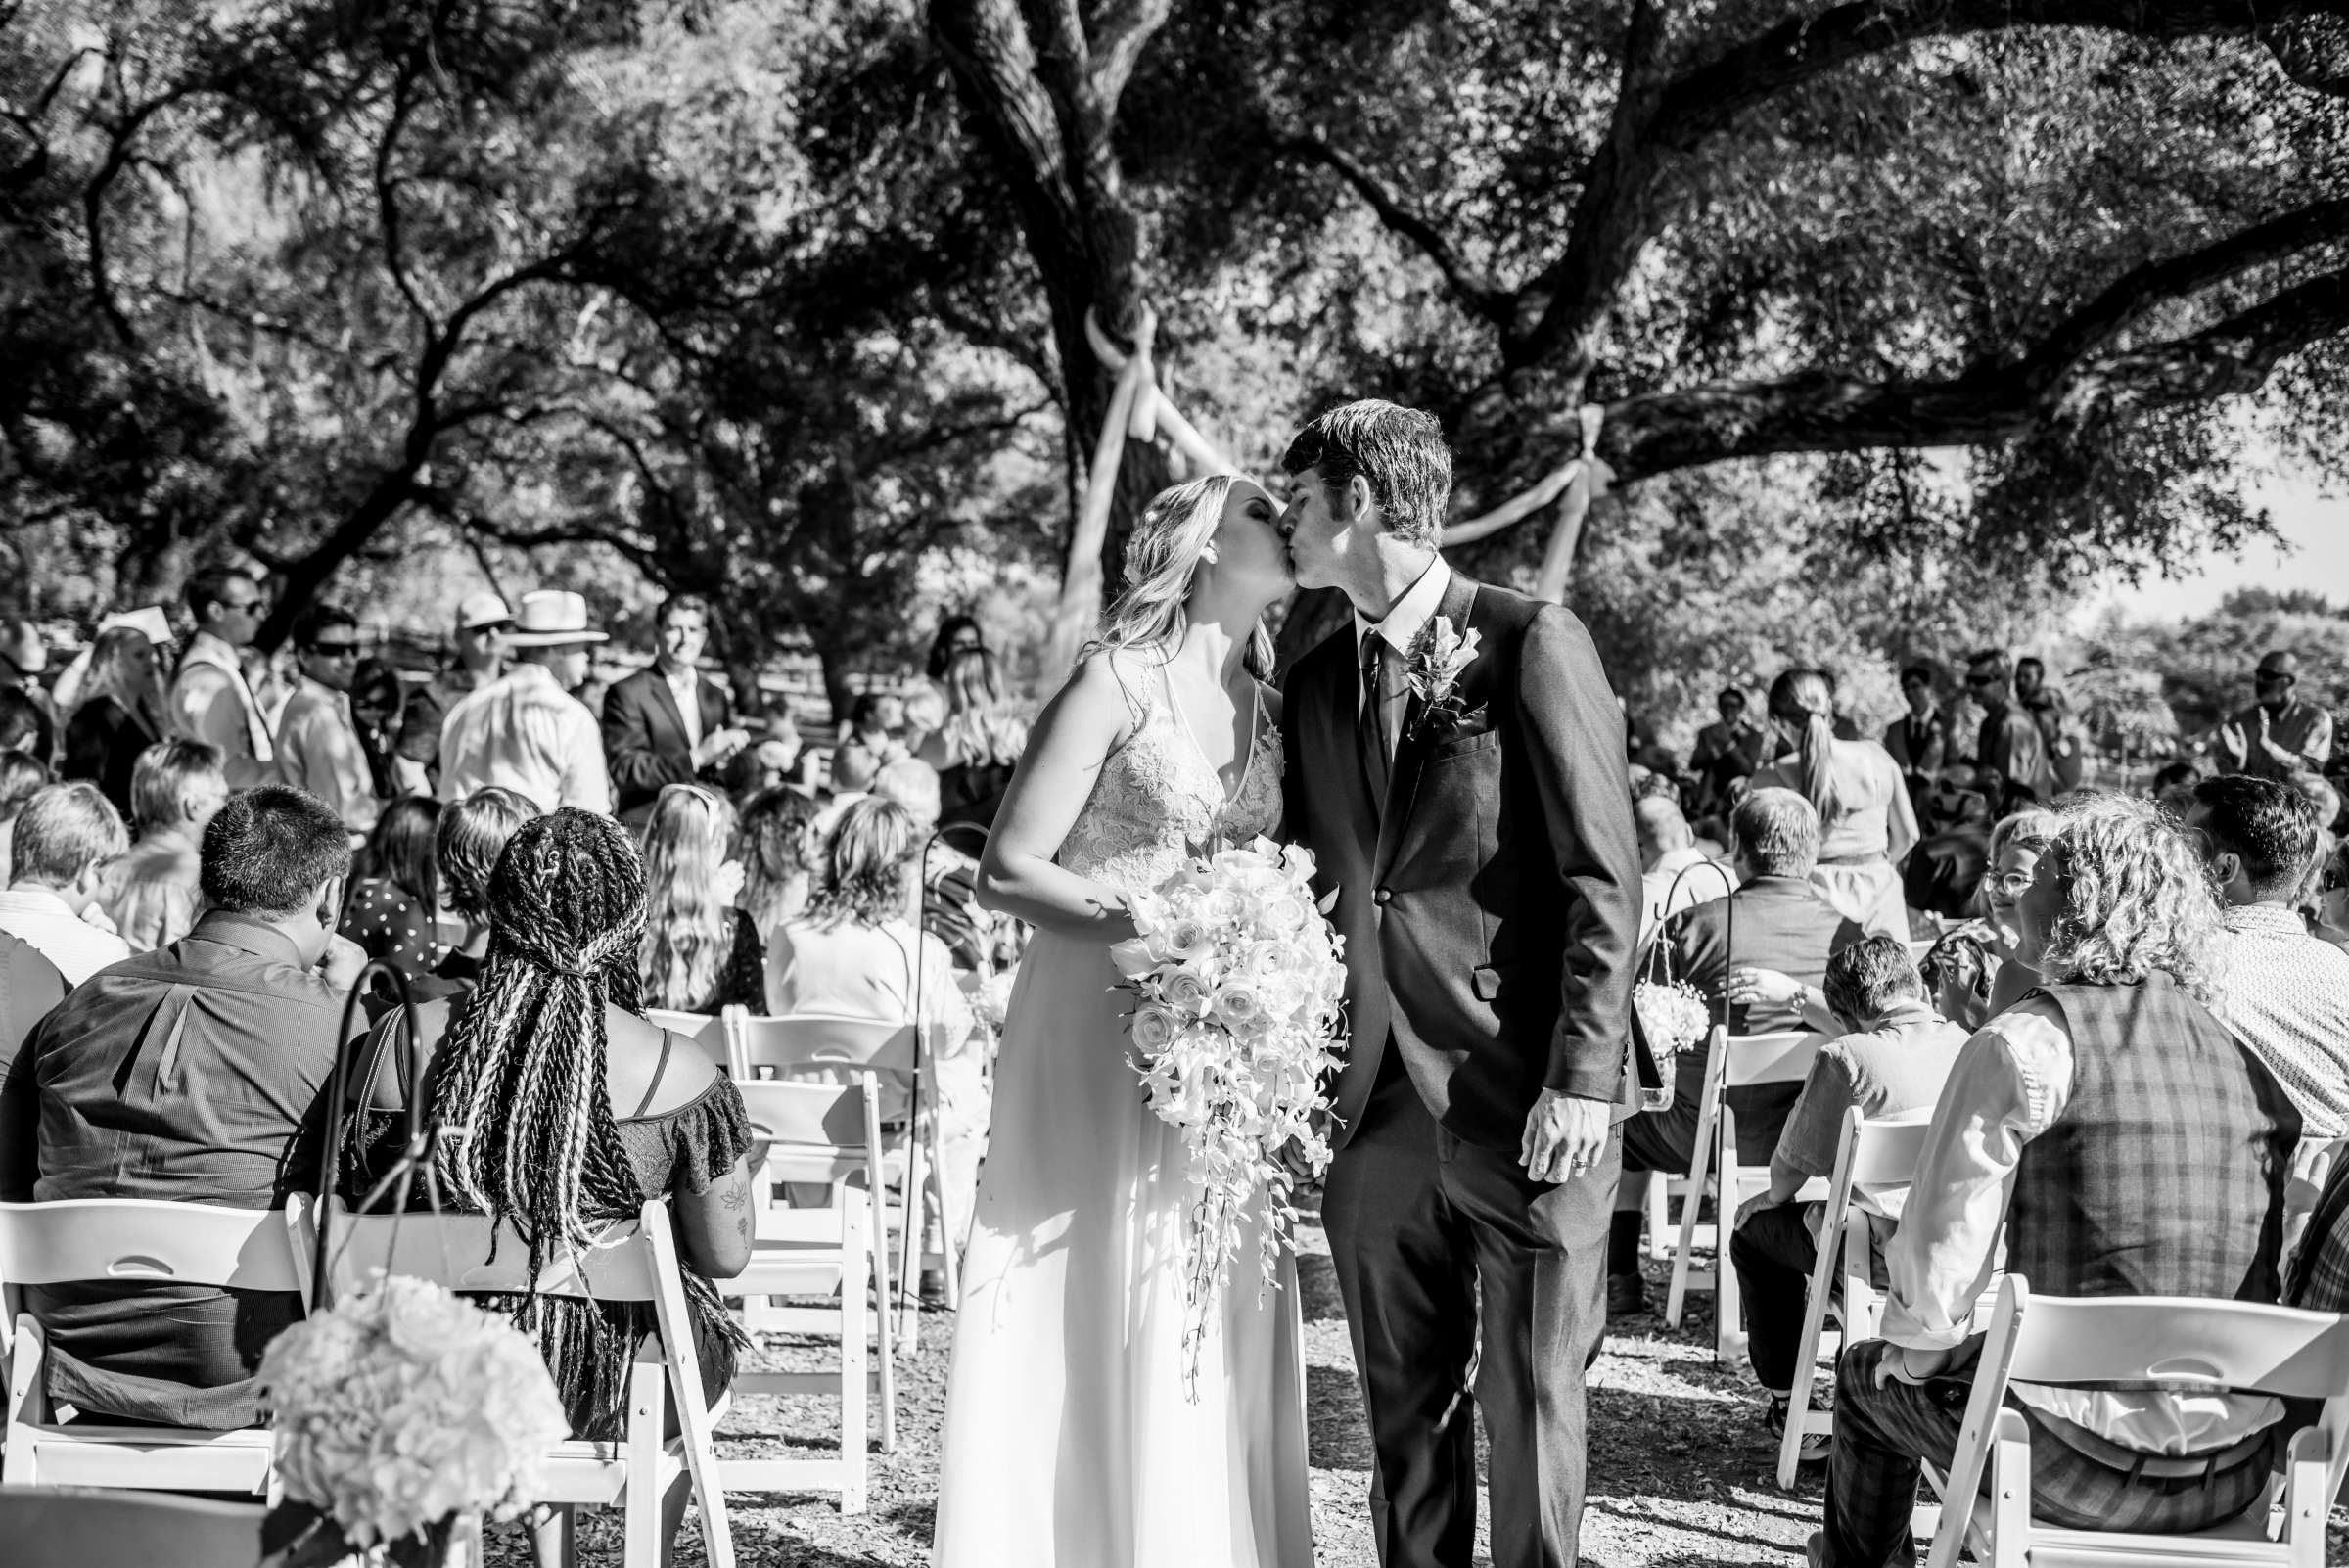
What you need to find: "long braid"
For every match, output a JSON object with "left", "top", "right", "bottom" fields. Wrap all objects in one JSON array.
[{"left": 430, "top": 810, "right": 650, "bottom": 1284}]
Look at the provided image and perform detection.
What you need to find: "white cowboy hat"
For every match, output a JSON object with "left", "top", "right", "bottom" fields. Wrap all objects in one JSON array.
[{"left": 503, "top": 589, "right": 609, "bottom": 647}]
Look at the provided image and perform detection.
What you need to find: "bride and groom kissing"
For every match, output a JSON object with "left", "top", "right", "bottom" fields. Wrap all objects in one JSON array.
[{"left": 932, "top": 399, "right": 1648, "bottom": 1568}]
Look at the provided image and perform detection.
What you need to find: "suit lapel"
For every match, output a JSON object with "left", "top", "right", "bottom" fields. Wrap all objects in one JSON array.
[
  {"left": 645, "top": 668, "right": 689, "bottom": 744},
  {"left": 1373, "top": 571, "right": 1482, "bottom": 883}
]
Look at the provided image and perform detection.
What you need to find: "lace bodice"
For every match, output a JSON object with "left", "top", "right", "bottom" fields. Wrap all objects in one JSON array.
[{"left": 1058, "top": 663, "right": 1284, "bottom": 898}]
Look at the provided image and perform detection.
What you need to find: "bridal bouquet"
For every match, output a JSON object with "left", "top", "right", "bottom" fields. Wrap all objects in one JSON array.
[
  {"left": 257, "top": 1276, "right": 569, "bottom": 1566},
  {"left": 1111, "top": 837, "right": 1349, "bottom": 1386}
]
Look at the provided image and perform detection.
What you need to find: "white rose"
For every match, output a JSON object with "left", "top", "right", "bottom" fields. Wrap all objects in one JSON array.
[
  {"left": 1163, "top": 966, "right": 1215, "bottom": 1013},
  {"left": 1212, "top": 980, "right": 1265, "bottom": 1032},
  {"left": 1163, "top": 918, "right": 1215, "bottom": 962},
  {"left": 1129, "top": 1005, "right": 1177, "bottom": 1054}
]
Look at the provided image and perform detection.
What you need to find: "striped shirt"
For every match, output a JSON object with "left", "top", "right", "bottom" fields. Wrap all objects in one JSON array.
[{"left": 2208, "top": 902, "right": 2349, "bottom": 1141}]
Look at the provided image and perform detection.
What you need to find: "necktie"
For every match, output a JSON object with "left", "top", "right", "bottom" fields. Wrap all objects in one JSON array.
[{"left": 1359, "top": 632, "right": 1391, "bottom": 810}]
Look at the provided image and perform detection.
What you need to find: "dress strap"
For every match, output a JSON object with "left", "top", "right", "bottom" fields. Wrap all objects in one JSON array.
[{"left": 628, "top": 1030, "right": 679, "bottom": 1120}]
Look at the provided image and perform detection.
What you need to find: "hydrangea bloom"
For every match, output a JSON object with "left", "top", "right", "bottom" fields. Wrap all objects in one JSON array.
[
  {"left": 258, "top": 1275, "right": 569, "bottom": 1551},
  {"left": 1109, "top": 836, "right": 1348, "bottom": 1386}
]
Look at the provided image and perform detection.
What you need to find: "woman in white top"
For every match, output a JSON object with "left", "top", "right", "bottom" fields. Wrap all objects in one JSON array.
[
  {"left": 1754, "top": 668, "right": 1917, "bottom": 937},
  {"left": 764, "top": 795, "right": 983, "bottom": 1250}
]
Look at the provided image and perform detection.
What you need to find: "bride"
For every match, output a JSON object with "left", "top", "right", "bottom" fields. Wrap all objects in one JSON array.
[{"left": 931, "top": 473, "right": 1313, "bottom": 1567}]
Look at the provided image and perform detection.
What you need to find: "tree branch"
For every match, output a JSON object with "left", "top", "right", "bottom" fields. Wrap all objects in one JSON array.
[
  {"left": 1087, "top": 0, "right": 1174, "bottom": 115},
  {"left": 1276, "top": 134, "right": 1515, "bottom": 329},
  {"left": 1594, "top": 262, "right": 2349, "bottom": 481}
]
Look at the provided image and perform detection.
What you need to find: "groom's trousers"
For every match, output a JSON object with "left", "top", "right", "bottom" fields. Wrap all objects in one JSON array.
[{"left": 1323, "top": 1064, "right": 1623, "bottom": 1568}]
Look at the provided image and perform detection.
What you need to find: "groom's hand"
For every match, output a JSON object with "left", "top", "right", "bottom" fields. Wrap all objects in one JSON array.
[{"left": 1519, "top": 1089, "right": 1608, "bottom": 1185}]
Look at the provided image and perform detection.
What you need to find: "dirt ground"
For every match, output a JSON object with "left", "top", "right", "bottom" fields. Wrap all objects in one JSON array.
[{"left": 489, "top": 1210, "right": 2349, "bottom": 1567}]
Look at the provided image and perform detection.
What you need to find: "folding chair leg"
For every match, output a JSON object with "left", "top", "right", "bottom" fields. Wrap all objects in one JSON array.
[
  {"left": 1987, "top": 1414, "right": 2031, "bottom": 1568},
  {"left": 623, "top": 1352, "right": 668, "bottom": 1568},
  {"left": 1715, "top": 1221, "right": 1746, "bottom": 1365},
  {"left": 841, "top": 1188, "right": 870, "bottom": 1514},
  {"left": 530, "top": 1505, "right": 577, "bottom": 1568},
  {"left": 871, "top": 1206, "right": 898, "bottom": 1453},
  {"left": 931, "top": 1109, "right": 961, "bottom": 1312},
  {"left": 898, "top": 1129, "right": 928, "bottom": 1343},
  {"left": 1644, "top": 1174, "right": 1672, "bottom": 1263}
]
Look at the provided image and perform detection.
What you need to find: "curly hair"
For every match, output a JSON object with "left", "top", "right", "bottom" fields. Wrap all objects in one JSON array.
[
  {"left": 2035, "top": 791, "right": 2225, "bottom": 1002},
  {"left": 735, "top": 785, "right": 818, "bottom": 932},
  {"left": 806, "top": 794, "right": 916, "bottom": 928}
]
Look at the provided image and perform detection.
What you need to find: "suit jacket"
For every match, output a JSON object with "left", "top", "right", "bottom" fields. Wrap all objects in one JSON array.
[
  {"left": 600, "top": 666, "right": 734, "bottom": 817},
  {"left": 1282, "top": 571, "right": 1646, "bottom": 1152},
  {"left": 1882, "top": 708, "right": 1947, "bottom": 782}
]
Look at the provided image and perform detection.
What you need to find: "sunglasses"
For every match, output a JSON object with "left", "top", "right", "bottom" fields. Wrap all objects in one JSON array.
[
  {"left": 1964, "top": 673, "right": 2000, "bottom": 687},
  {"left": 310, "top": 642, "right": 362, "bottom": 659}
]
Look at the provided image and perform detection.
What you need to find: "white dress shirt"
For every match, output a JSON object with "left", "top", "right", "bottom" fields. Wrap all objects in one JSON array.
[
  {"left": 436, "top": 662, "right": 612, "bottom": 814},
  {"left": 1639, "top": 846, "right": 1738, "bottom": 943},
  {"left": 167, "top": 631, "right": 276, "bottom": 787},
  {"left": 1882, "top": 996, "right": 2280, "bottom": 1453},
  {"left": 2208, "top": 902, "right": 2349, "bottom": 1141},
  {"left": 0, "top": 886, "right": 132, "bottom": 987},
  {"left": 1351, "top": 555, "right": 1451, "bottom": 765},
  {"left": 662, "top": 664, "right": 705, "bottom": 752},
  {"left": 275, "top": 677, "right": 381, "bottom": 833}
]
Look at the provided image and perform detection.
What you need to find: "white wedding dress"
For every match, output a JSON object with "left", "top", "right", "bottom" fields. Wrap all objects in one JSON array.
[{"left": 932, "top": 663, "right": 1313, "bottom": 1568}]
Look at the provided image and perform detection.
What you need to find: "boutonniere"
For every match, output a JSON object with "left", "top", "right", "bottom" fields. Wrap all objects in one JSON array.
[{"left": 1405, "top": 616, "right": 1482, "bottom": 741}]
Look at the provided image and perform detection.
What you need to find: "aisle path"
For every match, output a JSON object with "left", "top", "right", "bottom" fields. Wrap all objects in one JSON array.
[{"left": 489, "top": 1218, "right": 2349, "bottom": 1566}]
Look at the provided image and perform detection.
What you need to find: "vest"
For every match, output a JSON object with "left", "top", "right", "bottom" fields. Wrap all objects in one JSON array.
[{"left": 2007, "top": 974, "right": 2286, "bottom": 1305}]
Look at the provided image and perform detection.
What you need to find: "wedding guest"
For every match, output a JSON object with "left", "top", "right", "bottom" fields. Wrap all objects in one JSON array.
[
  {"left": 2217, "top": 650, "right": 2333, "bottom": 782},
  {"left": 1609, "top": 788, "right": 1865, "bottom": 1314},
  {"left": 722, "top": 711, "right": 803, "bottom": 806},
  {"left": 1636, "top": 792, "right": 1737, "bottom": 942},
  {"left": 735, "top": 784, "right": 818, "bottom": 939},
  {"left": 274, "top": 604, "right": 380, "bottom": 837},
  {"left": 874, "top": 754, "right": 994, "bottom": 972},
  {"left": 1966, "top": 650, "right": 2049, "bottom": 814},
  {"left": 639, "top": 782, "right": 763, "bottom": 1015},
  {"left": 436, "top": 590, "right": 613, "bottom": 814},
  {"left": 1754, "top": 669, "right": 1918, "bottom": 937},
  {"left": 98, "top": 740, "right": 228, "bottom": 953},
  {"left": 1690, "top": 685, "right": 1769, "bottom": 816},
  {"left": 1980, "top": 807, "right": 2062, "bottom": 1016},
  {"left": 166, "top": 564, "right": 276, "bottom": 788},
  {"left": 832, "top": 692, "right": 908, "bottom": 794},
  {"left": 1882, "top": 665, "right": 1946, "bottom": 811},
  {"left": 1918, "top": 928, "right": 1994, "bottom": 1032},
  {"left": 0, "top": 753, "right": 50, "bottom": 885},
  {"left": 349, "top": 809, "right": 752, "bottom": 1486},
  {"left": 0, "top": 785, "right": 365, "bottom": 1427},
  {"left": 0, "top": 782, "right": 131, "bottom": 985},
  {"left": 2184, "top": 776, "right": 2349, "bottom": 1140},
  {"left": 766, "top": 796, "right": 985, "bottom": 1261},
  {"left": 925, "top": 612, "right": 985, "bottom": 688},
  {"left": 348, "top": 657, "right": 406, "bottom": 801},
  {"left": 0, "top": 930, "right": 64, "bottom": 1085},
  {"left": 338, "top": 795, "right": 442, "bottom": 987},
  {"left": 0, "top": 620, "right": 56, "bottom": 762},
  {"left": 1814, "top": 792, "right": 2294, "bottom": 1567},
  {"left": 1901, "top": 764, "right": 1993, "bottom": 919},
  {"left": 393, "top": 592, "right": 509, "bottom": 795},
  {"left": 62, "top": 625, "right": 170, "bottom": 819},
  {"left": 1730, "top": 936, "right": 1968, "bottom": 1459},
  {"left": 917, "top": 646, "right": 1029, "bottom": 835},
  {"left": 601, "top": 593, "right": 749, "bottom": 823},
  {"left": 430, "top": 786, "right": 538, "bottom": 996}
]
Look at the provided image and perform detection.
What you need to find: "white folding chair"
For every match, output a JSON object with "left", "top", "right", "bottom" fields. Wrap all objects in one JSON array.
[
  {"left": 645, "top": 1008, "right": 738, "bottom": 1077},
  {"left": 0, "top": 1486, "right": 267, "bottom": 1568},
  {"left": 308, "top": 1196, "right": 737, "bottom": 1568},
  {"left": 716, "top": 1076, "right": 890, "bottom": 1506},
  {"left": 1774, "top": 1107, "right": 1937, "bottom": 1487},
  {"left": 1918, "top": 1275, "right": 2349, "bottom": 1568},
  {"left": 728, "top": 1012, "right": 954, "bottom": 1339},
  {"left": 1664, "top": 1026, "right": 1826, "bottom": 1360},
  {"left": 0, "top": 1199, "right": 305, "bottom": 1495}
]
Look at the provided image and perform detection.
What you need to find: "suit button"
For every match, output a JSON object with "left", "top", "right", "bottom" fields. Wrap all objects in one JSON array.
[{"left": 1373, "top": 888, "right": 1392, "bottom": 906}]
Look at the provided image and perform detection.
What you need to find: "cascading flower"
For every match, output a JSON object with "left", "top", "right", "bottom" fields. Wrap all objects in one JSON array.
[{"left": 1109, "top": 836, "right": 1349, "bottom": 1388}]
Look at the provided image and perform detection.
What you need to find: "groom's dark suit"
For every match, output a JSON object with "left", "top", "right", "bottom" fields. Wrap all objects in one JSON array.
[{"left": 1284, "top": 567, "right": 1643, "bottom": 1568}]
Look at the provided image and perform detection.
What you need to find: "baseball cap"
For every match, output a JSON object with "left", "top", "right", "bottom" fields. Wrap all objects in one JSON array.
[{"left": 457, "top": 592, "right": 514, "bottom": 631}]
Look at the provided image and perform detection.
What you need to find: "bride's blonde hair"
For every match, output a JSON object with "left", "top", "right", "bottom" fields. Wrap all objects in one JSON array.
[{"left": 1082, "top": 474, "right": 1274, "bottom": 679}]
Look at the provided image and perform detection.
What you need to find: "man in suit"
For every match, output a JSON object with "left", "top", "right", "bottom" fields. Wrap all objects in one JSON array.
[
  {"left": 1279, "top": 400, "right": 1643, "bottom": 1568},
  {"left": 1882, "top": 663, "right": 1946, "bottom": 812},
  {"left": 600, "top": 593, "right": 749, "bottom": 822}
]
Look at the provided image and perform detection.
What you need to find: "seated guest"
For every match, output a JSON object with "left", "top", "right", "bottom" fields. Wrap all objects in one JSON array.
[
  {"left": 0, "top": 930, "right": 65, "bottom": 1084},
  {"left": 1608, "top": 787, "right": 1865, "bottom": 1314},
  {"left": 338, "top": 794, "right": 443, "bottom": 987},
  {"left": 1978, "top": 807, "right": 2062, "bottom": 1016},
  {"left": 1901, "top": 764, "right": 1993, "bottom": 919},
  {"left": 1728, "top": 936, "right": 1969, "bottom": 1460},
  {"left": 831, "top": 692, "right": 907, "bottom": 794},
  {"left": 99, "top": 739, "right": 229, "bottom": 953},
  {"left": 766, "top": 796, "right": 986, "bottom": 1264},
  {"left": 735, "top": 784, "right": 817, "bottom": 939},
  {"left": 1917, "top": 928, "right": 1994, "bottom": 1033},
  {"left": 1636, "top": 792, "right": 1737, "bottom": 943},
  {"left": 723, "top": 712, "right": 803, "bottom": 807},
  {"left": 2184, "top": 775, "right": 2349, "bottom": 1142},
  {"left": 348, "top": 657, "right": 407, "bottom": 801},
  {"left": 1814, "top": 792, "right": 2296, "bottom": 1567},
  {"left": 917, "top": 646, "right": 1029, "bottom": 833},
  {"left": 350, "top": 809, "right": 753, "bottom": 1471},
  {"left": 873, "top": 755, "right": 996, "bottom": 973},
  {"left": 639, "top": 782, "right": 763, "bottom": 1014},
  {"left": 0, "top": 781, "right": 132, "bottom": 985},
  {"left": 0, "top": 752, "right": 50, "bottom": 885},
  {"left": 62, "top": 625, "right": 170, "bottom": 819},
  {"left": 0, "top": 786, "right": 364, "bottom": 1425},
  {"left": 429, "top": 786, "right": 539, "bottom": 996}
]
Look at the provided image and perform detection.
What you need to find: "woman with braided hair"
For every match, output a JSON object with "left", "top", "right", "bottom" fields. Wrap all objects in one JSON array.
[{"left": 351, "top": 807, "right": 753, "bottom": 1564}]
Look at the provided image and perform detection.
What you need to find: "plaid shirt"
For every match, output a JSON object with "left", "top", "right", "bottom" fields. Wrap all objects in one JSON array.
[{"left": 2288, "top": 1149, "right": 2349, "bottom": 1312}]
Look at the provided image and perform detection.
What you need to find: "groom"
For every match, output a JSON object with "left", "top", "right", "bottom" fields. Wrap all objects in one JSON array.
[{"left": 1280, "top": 401, "right": 1644, "bottom": 1568}]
